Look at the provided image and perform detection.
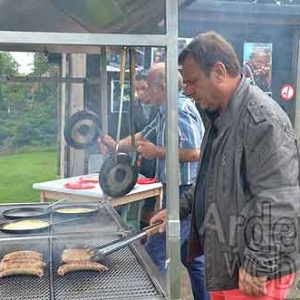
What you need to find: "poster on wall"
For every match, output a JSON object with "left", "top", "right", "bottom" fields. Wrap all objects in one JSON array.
[
  {"left": 243, "top": 42, "right": 272, "bottom": 94},
  {"left": 150, "top": 38, "right": 193, "bottom": 66}
]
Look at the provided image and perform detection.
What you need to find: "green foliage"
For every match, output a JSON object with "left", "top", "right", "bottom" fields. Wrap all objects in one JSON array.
[
  {"left": 0, "top": 52, "right": 18, "bottom": 76},
  {"left": 0, "top": 151, "right": 56, "bottom": 203},
  {"left": 0, "top": 52, "right": 58, "bottom": 152}
]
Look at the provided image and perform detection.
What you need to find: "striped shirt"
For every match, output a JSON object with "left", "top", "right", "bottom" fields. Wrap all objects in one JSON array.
[{"left": 140, "top": 93, "right": 204, "bottom": 185}]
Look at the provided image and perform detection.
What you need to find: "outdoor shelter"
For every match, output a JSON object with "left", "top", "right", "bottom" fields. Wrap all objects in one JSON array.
[
  {"left": 1, "top": 1, "right": 300, "bottom": 299},
  {"left": 0, "top": 0, "right": 186, "bottom": 299}
]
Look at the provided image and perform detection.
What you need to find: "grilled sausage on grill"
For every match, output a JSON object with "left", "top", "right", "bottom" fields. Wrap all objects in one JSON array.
[
  {"left": 57, "top": 261, "right": 108, "bottom": 276},
  {"left": 0, "top": 260, "right": 46, "bottom": 270},
  {"left": 0, "top": 250, "right": 46, "bottom": 279},
  {"left": 0, "top": 266, "right": 44, "bottom": 278},
  {"left": 3, "top": 251, "right": 43, "bottom": 261},
  {"left": 62, "top": 248, "right": 94, "bottom": 263}
]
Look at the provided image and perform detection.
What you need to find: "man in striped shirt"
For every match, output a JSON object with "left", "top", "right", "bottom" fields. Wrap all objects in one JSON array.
[{"left": 98, "top": 63, "right": 208, "bottom": 300}]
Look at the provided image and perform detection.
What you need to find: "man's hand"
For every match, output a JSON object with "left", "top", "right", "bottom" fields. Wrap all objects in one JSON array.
[
  {"left": 239, "top": 267, "right": 267, "bottom": 297},
  {"left": 98, "top": 135, "right": 117, "bottom": 155},
  {"left": 136, "top": 140, "right": 159, "bottom": 159},
  {"left": 149, "top": 209, "right": 167, "bottom": 233}
]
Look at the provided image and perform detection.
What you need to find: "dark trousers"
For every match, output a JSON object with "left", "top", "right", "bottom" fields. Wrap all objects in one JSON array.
[{"left": 145, "top": 184, "right": 210, "bottom": 300}]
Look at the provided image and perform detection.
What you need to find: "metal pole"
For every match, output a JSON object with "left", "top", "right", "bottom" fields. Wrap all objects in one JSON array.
[
  {"left": 60, "top": 53, "right": 67, "bottom": 178},
  {"left": 116, "top": 47, "right": 127, "bottom": 143},
  {"left": 293, "top": 28, "right": 300, "bottom": 141},
  {"left": 100, "top": 47, "right": 108, "bottom": 135},
  {"left": 166, "top": 0, "right": 181, "bottom": 299}
]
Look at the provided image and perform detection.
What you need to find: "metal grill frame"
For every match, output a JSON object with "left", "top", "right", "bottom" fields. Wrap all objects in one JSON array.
[{"left": 0, "top": 201, "right": 166, "bottom": 300}]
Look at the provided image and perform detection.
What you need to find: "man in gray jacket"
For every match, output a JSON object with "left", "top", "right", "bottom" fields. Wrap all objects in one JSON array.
[{"left": 151, "top": 31, "right": 300, "bottom": 299}]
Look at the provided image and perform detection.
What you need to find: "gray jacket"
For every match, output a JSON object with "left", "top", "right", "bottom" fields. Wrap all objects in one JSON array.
[{"left": 180, "top": 76, "right": 300, "bottom": 291}]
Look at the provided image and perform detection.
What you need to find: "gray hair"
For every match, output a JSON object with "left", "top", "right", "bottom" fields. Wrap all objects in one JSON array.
[{"left": 152, "top": 63, "right": 183, "bottom": 91}]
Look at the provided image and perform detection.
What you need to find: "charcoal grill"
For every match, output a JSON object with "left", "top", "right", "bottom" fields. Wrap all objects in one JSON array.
[{"left": 0, "top": 201, "right": 166, "bottom": 300}]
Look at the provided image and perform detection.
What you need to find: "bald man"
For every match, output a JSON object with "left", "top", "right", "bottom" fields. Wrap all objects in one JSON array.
[{"left": 98, "top": 63, "right": 209, "bottom": 300}]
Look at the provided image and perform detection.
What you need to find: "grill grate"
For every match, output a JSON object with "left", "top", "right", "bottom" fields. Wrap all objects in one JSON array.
[
  {"left": 0, "top": 202, "right": 122, "bottom": 237},
  {"left": 0, "top": 240, "right": 50, "bottom": 300},
  {"left": 0, "top": 202, "right": 166, "bottom": 300},
  {"left": 53, "top": 236, "right": 160, "bottom": 300}
]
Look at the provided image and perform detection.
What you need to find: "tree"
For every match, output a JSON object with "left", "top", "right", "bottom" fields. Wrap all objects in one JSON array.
[
  {"left": 0, "top": 52, "right": 59, "bottom": 152},
  {"left": 0, "top": 53, "right": 19, "bottom": 116}
]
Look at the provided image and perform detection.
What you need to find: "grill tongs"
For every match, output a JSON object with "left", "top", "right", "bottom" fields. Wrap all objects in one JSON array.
[{"left": 90, "top": 221, "right": 163, "bottom": 261}]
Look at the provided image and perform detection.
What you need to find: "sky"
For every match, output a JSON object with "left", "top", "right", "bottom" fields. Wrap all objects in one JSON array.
[{"left": 10, "top": 52, "right": 34, "bottom": 74}]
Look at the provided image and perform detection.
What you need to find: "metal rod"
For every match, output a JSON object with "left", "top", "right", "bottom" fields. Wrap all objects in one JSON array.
[
  {"left": 129, "top": 47, "right": 137, "bottom": 164},
  {"left": 165, "top": 0, "right": 181, "bottom": 299},
  {"left": 100, "top": 47, "right": 108, "bottom": 135},
  {"left": 0, "top": 31, "right": 170, "bottom": 47},
  {"left": 47, "top": 197, "right": 69, "bottom": 208},
  {"left": 293, "top": 28, "right": 300, "bottom": 140},
  {"left": 0, "top": 231, "right": 111, "bottom": 242},
  {"left": 92, "top": 222, "right": 163, "bottom": 258},
  {"left": 0, "top": 75, "right": 102, "bottom": 84},
  {"left": 116, "top": 46, "right": 127, "bottom": 143}
]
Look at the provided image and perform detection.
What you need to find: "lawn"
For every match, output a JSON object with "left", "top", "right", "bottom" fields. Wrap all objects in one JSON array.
[{"left": 0, "top": 151, "right": 57, "bottom": 203}]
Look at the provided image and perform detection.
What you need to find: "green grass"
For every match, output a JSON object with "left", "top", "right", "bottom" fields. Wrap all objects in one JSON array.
[{"left": 0, "top": 151, "right": 57, "bottom": 203}]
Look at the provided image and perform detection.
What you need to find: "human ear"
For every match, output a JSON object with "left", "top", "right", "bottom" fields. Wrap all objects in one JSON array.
[{"left": 211, "top": 62, "right": 226, "bottom": 84}]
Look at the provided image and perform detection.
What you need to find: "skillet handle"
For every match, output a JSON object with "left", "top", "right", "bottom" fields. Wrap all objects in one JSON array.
[
  {"left": 142, "top": 221, "right": 164, "bottom": 237},
  {"left": 92, "top": 222, "right": 163, "bottom": 258}
]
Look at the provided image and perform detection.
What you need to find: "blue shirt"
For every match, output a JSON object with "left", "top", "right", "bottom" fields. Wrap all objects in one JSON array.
[{"left": 140, "top": 93, "right": 204, "bottom": 185}]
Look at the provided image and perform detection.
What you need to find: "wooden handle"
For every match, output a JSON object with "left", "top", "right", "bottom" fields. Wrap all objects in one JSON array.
[{"left": 119, "top": 47, "right": 127, "bottom": 85}]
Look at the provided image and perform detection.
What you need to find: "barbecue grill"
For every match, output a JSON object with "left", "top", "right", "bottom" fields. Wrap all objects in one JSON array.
[{"left": 0, "top": 202, "right": 166, "bottom": 300}]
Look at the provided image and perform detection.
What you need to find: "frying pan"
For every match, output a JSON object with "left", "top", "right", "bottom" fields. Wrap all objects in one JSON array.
[
  {"left": 2, "top": 207, "right": 50, "bottom": 220},
  {"left": 0, "top": 217, "right": 87, "bottom": 234},
  {"left": 2, "top": 198, "right": 69, "bottom": 220},
  {"left": 53, "top": 204, "right": 99, "bottom": 218},
  {"left": 99, "top": 48, "right": 138, "bottom": 198},
  {"left": 64, "top": 110, "right": 102, "bottom": 149},
  {"left": 99, "top": 152, "right": 138, "bottom": 198}
]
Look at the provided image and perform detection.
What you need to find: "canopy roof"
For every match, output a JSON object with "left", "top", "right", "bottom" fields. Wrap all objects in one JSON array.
[{"left": 0, "top": 0, "right": 166, "bottom": 34}]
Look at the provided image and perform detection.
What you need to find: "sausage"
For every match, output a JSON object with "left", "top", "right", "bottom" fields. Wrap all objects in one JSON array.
[
  {"left": 3, "top": 251, "right": 43, "bottom": 261},
  {"left": 0, "top": 260, "right": 46, "bottom": 270},
  {"left": 57, "top": 261, "right": 108, "bottom": 276},
  {"left": 0, "top": 266, "right": 44, "bottom": 278},
  {"left": 62, "top": 248, "right": 94, "bottom": 263}
]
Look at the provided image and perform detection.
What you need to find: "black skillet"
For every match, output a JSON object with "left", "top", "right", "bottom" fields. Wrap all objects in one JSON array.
[
  {"left": 0, "top": 218, "right": 51, "bottom": 234},
  {"left": 2, "top": 201, "right": 99, "bottom": 220},
  {"left": 53, "top": 204, "right": 99, "bottom": 218},
  {"left": 2, "top": 206, "right": 50, "bottom": 220},
  {"left": 1, "top": 198, "right": 69, "bottom": 220},
  {"left": 0, "top": 216, "right": 87, "bottom": 235}
]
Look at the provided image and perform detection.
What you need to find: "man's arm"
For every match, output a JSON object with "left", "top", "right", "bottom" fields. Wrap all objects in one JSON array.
[
  {"left": 155, "top": 146, "right": 200, "bottom": 162},
  {"left": 136, "top": 141, "right": 200, "bottom": 162},
  {"left": 118, "top": 132, "right": 144, "bottom": 152},
  {"left": 98, "top": 133, "right": 143, "bottom": 154},
  {"left": 149, "top": 183, "right": 195, "bottom": 233}
]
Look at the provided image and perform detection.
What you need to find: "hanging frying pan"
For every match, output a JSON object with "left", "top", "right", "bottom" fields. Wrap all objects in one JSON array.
[
  {"left": 99, "top": 153, "right": 138, "bottom": 198},
  {"left": 64, "top": 110, "right": 102, "bottom": 149},
  {"left": 99, "top": 47, "right": 138, "bottom": 198}
]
